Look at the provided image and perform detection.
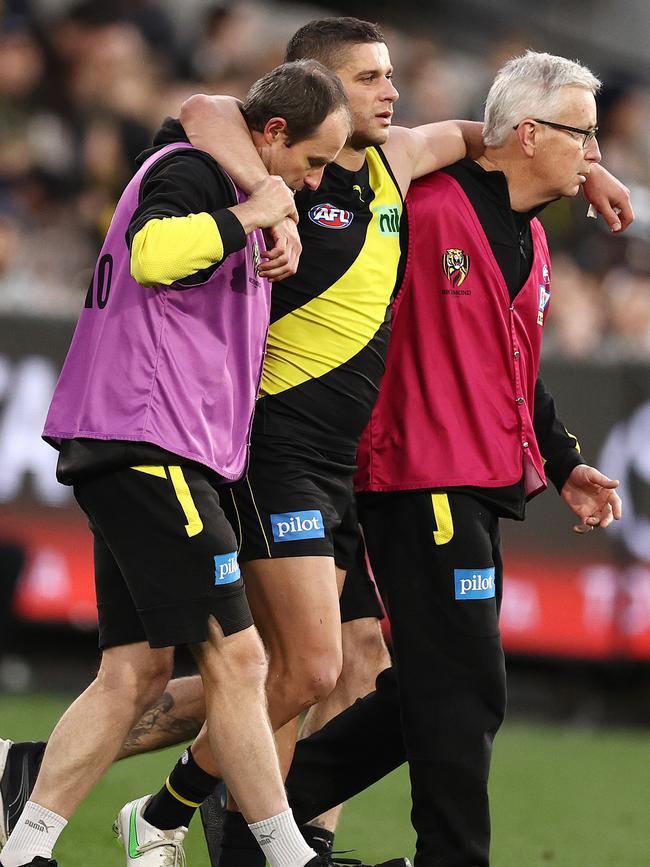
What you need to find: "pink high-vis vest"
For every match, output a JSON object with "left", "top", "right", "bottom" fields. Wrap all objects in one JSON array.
[
  {"left": 355, "top": 171, "right": 552, "bottom": 498},
  {"left": 44, "top": 142, "right": 270, "bottom": 481}
]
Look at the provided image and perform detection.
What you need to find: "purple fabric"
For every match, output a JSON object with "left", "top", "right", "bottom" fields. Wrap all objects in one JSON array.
[{"left": 44, "top": 142, "right": 270, "bottom": 480}]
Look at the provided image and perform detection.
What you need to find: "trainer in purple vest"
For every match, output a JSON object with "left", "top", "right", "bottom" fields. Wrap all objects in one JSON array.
[{"left": 44, "top": 142, "right": 270, "bottom": 481}]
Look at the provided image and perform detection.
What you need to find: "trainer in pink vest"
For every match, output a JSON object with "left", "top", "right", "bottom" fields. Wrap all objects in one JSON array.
[{"left": 356, "top": 171, "right": 552, "bottom": 498}]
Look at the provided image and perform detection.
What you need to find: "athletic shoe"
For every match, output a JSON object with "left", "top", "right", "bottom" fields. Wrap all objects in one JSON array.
[
  {"left": 0, "top": 739, "right": 46, "bottom": 848},
  {"left": 199, "top": 781, "right": 227, "bottom": 866},
  {"left": 0, "top": 859, "right": 56, "bottom": 866},
  {"left": 307, "top": 857, "right": 412, "bottom": 867},
  {"left": 114, "top": 796, "right": 187, "bottom": 867}
]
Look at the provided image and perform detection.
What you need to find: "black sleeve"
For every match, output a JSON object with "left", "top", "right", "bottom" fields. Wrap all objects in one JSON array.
[
  {"left": 126, "top": 148, "right": 246, "bottom": 268},
  {"left": 533, "top": 376, "right": 586, "bottom": 493}
]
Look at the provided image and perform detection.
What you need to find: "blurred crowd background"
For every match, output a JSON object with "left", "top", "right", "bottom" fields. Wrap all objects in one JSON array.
[{"left": 0, "top": 0, "right": 649, "bottom": 355}]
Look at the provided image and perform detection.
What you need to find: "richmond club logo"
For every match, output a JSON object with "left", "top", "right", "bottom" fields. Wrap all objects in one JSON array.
[
  {"left": 442, "top": 248, "right": 470, "bottom": 287},
  {"left": 308, "top": 202, "right": 354, "bottom": 229}
]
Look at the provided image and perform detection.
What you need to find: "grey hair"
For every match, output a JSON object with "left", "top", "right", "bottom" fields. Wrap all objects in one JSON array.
[{"left": 483, "top": 51, "right": 601, "bottom": 147}]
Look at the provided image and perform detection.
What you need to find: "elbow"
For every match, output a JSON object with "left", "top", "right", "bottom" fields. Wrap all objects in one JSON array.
[
  {"left": 130, "top": 253, "right": 159, "bottom": 287},
  {"left": 130, "top": 234, "right": 164, "bottom": 287},
  {"left": 180, "top": 93, "right": 216, "bottom": 139}
]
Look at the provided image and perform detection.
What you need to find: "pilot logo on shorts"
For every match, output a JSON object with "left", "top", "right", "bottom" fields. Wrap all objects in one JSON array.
[
  {"left": 214, "top": 551, "right": 241, "bottom": 585},
  {"left": 270, "top": 510, "right": 326, "bottom": 542},
  {"left": 442, "top": 248, "right": 470, "bottom": 287},
  {"left": 308, "top": 203, "right": 354, "bottom": 229},
  {"left": 454, "top": 568, "right": 496, "bottom": 600}
]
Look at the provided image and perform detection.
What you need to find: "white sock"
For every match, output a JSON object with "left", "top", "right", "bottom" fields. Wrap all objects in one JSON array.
[
  {"left": 0, "top": 801, "right": 67, "bottom": 867},
  {"left": 248, "top": 808, "right": 316, "bottom": 867}
]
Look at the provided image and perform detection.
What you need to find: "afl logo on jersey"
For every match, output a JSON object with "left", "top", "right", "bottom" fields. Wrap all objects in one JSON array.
[{"left": 308, "top": 203, "right": 354, "bottom": 229}]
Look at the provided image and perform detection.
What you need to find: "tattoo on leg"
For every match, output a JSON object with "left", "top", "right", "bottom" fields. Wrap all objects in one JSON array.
[{"left": 121, "top": 692, "right": 203, "bottom": 756}]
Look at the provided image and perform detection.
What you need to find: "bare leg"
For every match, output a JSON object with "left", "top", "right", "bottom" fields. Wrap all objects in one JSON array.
[
  {"left": 31, "top": 642, "right": 174, "bottom": 818},
  {"left": 118, "top": 675, "right": 205, "bottom": 759},
  {"left": 192, "top": 556, "right": 344, "bottom": 782},
  {"left": 191, "top": 617, "right": 289, "bottom": 823},
  {"left": 298, "top": 616, "right": 391, "bottom": 834}
]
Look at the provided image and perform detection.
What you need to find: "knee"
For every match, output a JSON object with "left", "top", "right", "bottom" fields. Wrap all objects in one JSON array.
[
  {"left": 201, "top": 627, "right": 269, "bottom": 693},
  {"left": 96, "top": 647, "right": 173, "bottom": 713},
  {"left": 271, "top": 650, "right": 342, "bottom": 714}
]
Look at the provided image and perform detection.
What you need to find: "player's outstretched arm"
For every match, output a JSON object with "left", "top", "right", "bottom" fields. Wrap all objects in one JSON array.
[
  {"left": 560, "top": 464, "right": 623, "bottom": 534},
  {"left": 180, "top": 93, "right": 300, "bottom": 280},
  {"left": 383, "top": 120, "right": 484, "bottom": 196},
  {"left": 582, "top": 163, "right": 634, "bottom": 233}
]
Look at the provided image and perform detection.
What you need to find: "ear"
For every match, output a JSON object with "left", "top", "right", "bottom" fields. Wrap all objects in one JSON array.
[
  {"left": 263, "top": 116, "right": 289, "bottom": 144},
  {"left": 514, "top": 119, "right": 537, "bottom": 157}
]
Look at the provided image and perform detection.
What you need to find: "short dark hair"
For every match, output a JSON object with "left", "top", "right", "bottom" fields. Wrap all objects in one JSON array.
[
  {"left": 284, "top": 17, "right": 385, "bottom": 70},
  {"left": 241, "top": 59, "right": 350, "bottom": 144}
]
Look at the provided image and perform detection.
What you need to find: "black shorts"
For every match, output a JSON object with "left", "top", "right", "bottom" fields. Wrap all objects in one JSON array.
[
  {"left": 74, "top": 464, "right": 253, "bottom": 650},
  {"left": 222, "top": 434, "right": 360, "bottom": 570},
  {"left": 339, "top": 536, "right": 384, "bottom": 623}
]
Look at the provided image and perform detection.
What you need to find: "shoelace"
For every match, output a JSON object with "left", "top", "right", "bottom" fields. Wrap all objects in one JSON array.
[{"left": 137, "top": 831, "right": 187, "bottom": 867}]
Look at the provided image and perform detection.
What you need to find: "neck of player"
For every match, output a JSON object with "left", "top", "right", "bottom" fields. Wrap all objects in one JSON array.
[{"left": 335, "top": 142, "right": 368, "bottom": 172}]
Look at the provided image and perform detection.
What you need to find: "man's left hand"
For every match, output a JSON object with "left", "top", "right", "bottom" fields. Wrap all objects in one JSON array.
[
  {"left": 560, "top": 464, "right": 622, "bottom": 534},
  {"left": 582, "top": 164, "right": 634, "bottom": 233},
  {"left": 260, "top": 217, "right": 302, "bottom": 281}
]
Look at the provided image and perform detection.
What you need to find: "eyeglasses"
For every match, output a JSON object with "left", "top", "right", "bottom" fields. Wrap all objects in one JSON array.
[{"left": 513, "top": 119, "right": 599, "bottom": 149}]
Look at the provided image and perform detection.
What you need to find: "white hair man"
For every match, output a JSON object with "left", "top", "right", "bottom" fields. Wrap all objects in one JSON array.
[{"left": 351, "top": 49, "right": 623, "bottom": 867}]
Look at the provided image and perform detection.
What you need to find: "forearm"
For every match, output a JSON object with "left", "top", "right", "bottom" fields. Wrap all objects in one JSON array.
[{"left": 180, "top": 94, "right": 268, "bottom": 194}]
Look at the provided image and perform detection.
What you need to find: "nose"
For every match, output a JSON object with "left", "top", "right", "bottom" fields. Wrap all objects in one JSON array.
[
  {"left": 585, "top": 135, "right": 601, "bottom": 163},
  {"left": 383, "top": 77, "right": 399, "bottom": 103},
  {"left": 304, "top": 166, "right": 325, "bottom": 191}
]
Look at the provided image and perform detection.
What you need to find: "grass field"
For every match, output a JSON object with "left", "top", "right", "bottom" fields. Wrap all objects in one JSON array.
[{"left": 1, "top": 695, "right": 649, "bottom": 866}]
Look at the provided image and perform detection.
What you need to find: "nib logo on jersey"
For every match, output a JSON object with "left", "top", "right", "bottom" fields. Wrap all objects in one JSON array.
[
  {"left": 454, "top": 567, "right": 496, "bottom": 600},
  {"left": 271, "top": 510, "right": 326, "bottom": 542},
  {"left": 214, "top": 551, "right": 241, "bottom": 585},
  {"left": 308, "top": 202, "right": 354, "bottom": 229}
]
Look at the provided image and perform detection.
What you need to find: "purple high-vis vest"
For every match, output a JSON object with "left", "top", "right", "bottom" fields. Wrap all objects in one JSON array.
[{"left": 43, "top": 142, "right": 270, "bottom": 481}]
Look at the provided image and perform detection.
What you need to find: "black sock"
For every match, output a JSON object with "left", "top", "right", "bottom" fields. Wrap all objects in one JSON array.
[
  {"left": 143, "top": 748, "right": 220, "bottom": 830},
  {"left": 220, "top": 809, "right": 265, "bottom": 867},
  {"left": 301, "top": 823, "right": 335, "bottom": 855}
]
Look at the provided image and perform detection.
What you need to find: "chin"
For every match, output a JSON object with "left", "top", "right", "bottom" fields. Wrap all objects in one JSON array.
[{"left": 348, "top": 127, "right": 389, "bottom": 150}]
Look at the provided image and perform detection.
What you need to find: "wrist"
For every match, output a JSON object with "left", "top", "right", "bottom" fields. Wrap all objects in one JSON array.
[{"left": 228, "top": 201, "right": 259, "bottom": 235}]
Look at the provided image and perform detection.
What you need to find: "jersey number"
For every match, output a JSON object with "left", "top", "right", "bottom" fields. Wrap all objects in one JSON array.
[{"left": 84, "top": 253, "right": 113, "bottom": 309}]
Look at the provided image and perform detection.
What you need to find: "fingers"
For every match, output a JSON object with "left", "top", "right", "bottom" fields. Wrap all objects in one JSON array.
[
  {"left": 614, "top": 197, "right": 634, "bottom": 232},
  {"left": 573, "top": 493, "right": 622, "bottom": 533},
  {"left": 608, "top": 490, "right": 623, "bottom": 521},
  {"left": 259, "top": 262, "right": 294, "bottom": 281},
  {"left": 596, "top": 200, "right": 623, "bottom": 233},
  {"left": 259, "top": 240, "right": 296, "bottom": 281},
  {"left": 583, "top": 466, "right": 620, "bottom": 489},
  {"left": 260, "top": 235, "right": 287, "bottom": 261}
]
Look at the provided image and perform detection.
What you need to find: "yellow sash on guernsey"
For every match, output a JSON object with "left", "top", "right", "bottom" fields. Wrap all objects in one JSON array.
[{"left": 260, "top": 148, "right": 402, "bottom": 397}]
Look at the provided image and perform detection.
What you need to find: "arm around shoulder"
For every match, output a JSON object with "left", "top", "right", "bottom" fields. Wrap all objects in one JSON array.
[
  {"left": 383, "top": 120, "right": 484, "bottom": 195},
  {"left": 180, "top": 93, "right": 269, "bottom": 193}
]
